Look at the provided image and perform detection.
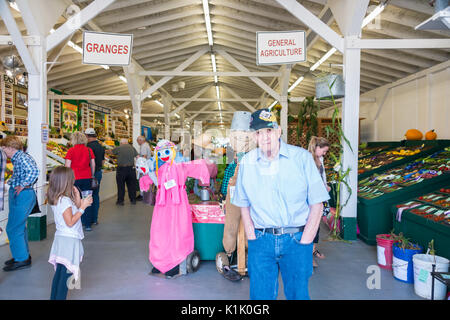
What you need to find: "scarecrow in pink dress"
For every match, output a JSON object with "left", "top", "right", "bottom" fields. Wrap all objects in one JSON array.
[{"left": 143, "top": 140, "right": 210, "bottom": 278}]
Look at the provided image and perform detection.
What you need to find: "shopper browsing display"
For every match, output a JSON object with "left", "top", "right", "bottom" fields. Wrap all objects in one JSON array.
[
  {"left": 112, "top": 138, "right": 138, "bottom": 205},
  {"left": 85, "top": 128, "right": 105, "bottom": 226},
  {"left": 47, "top": 166, "right": 92, "bottom": 300},
  {"left": 65, "top": 132, "right": 96, "bottom": 231},
  {"left": 232, "top": 108, "right": 330, "bottom": 300},
  {"left": 308, "top": 136, "right": 331, "bottom": 267},
  {"left": 1, "top": 135, "right": 39, "bottom": 272}
]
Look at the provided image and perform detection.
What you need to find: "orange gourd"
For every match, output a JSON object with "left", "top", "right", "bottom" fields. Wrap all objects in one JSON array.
[
  {"left": 425, "top": 129, "right": 437, "bottom": 140},
  {"left": 405, "top": 129, "right": 423, "bottom": 140}
]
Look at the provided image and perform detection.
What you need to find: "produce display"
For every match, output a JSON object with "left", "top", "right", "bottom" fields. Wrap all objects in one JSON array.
[
  {"left": 402, "top": 187, "right": 450, "bottom": 226},
  {"left": 358, "top": 144, "right": 392, "bottom": 158},
  {"left": 358, "top": 148, "right": 450, "bottom": 200},
  {"left": 357, "top": 145, "right": 432, "bottom": 175}
]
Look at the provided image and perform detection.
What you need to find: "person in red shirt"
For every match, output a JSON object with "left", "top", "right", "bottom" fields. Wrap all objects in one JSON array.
[{"left": 65, "top": 132, "right": 96, "bottom": 231}]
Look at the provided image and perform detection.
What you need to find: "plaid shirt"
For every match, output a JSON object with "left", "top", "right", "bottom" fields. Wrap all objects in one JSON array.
[
  {"left": 8, "top": 150, "right": 39, "bottom": 189},
  {"left": 0, "top": 150, "right": 6, "bottom": 210},
  {"left": 220, "top": 161, "right": 237, "bottom": 197}
]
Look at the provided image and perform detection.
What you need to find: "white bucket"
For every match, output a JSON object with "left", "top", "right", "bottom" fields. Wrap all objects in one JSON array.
[{"left": 412, "top": 254, "right": 449, "bottom": 300}]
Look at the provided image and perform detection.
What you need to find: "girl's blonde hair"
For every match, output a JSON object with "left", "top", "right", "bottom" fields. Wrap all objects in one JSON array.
[
  {"left": 47, "top": 166, "right": 76, "bottom": 205},
  {"left": 70, "top": 131, "right": 88, "bottom": 146},
  {"left": 308, "top": 136, "right": 330, "bottom": 169}
]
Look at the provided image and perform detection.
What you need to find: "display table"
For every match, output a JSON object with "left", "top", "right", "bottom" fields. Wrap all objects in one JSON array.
[
  {"left": 392, "top": 187, "right": 450, "bottom": 260},
  {"left": 191, "top": 201, "right": 225, "bottom": 260},
  {"left": 358, "top": 173, "right": 449, "bottom": 245}
]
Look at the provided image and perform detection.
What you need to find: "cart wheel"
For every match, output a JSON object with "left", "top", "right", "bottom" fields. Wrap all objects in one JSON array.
[
  {"left": 186, "top": 250, "right": 200, "bottom": 273},
  {"left": 215, "top": 252, "right": 229, "bottom": 274}
]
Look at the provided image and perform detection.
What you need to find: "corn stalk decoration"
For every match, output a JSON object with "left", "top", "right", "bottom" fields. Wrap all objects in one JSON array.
[
  {"left": 320, "top": 78, "right": 353, "bottom": 240},
  {"left": 297, "top": 96, "right": 318, "bottom": 147}
]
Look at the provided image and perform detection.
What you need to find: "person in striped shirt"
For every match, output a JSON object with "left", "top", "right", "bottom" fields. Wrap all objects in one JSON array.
[{"left": 1, "top": 136, "right": 39, "bottom": 272}]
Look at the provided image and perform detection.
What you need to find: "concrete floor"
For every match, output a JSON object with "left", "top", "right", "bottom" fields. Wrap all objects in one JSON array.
[{"left": 0, "top": 198, "right": 423, "bottom": 300}]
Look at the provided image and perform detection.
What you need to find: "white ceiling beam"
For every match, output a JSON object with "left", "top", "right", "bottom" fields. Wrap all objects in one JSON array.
[
  {"left": 134, "top": 40, "right": 207, "bottom": 60},
  {"left": 133, "top": 25, "right": 205, "bottom": 47},
  {"left": 95, "top": 0, "right": 199, "bottom": 26},
  {"left": 218, "top": 49, "right": 281, "bottom": 101},
  {"left": 126, "top": 17, "right": 204, "bottom": 40},
  {"left": 349, "top": 38, "right": 450, "bottom": 50},
  {"left": 210, "top": 0, "right": 309, "bottom": 27},
  {"left": 138, "top": 71, "right": 281, "bottom": 77},
  {"left": 48, "top": 94, "right": 131, "bottom": 100},
  {"left": 104, "top": 6, "right": 204, "bottom": 33},
  {"left": 0, "top": 0, "right": 38, "bottom": 74},
  {"left": 274, "top": 0, "right": 344, "bottom": 53},
  {"left": 221, "top": 85, "right": 256, "bottom": 112},
  {"left": 388, "top": 0, "right": 434, "bottom": 15},
  {"left": 0, "top": 35, "right": 40, "bottom": 45},
  {"left": 140, "top": 47, "right": 208, "bottom": 101},
  {"left": 16, "top": 0, "right": 66, "bottom": 36},
  {"left": 46, "top": 0, "right": 116, "bottom": 52},
  {"left": 187, "top": 103, "right": 215, "bottom": 122},
  {"left": 169, "top": 84, "right": 213, "bottom": 116},
  {"left": 173, "top": 98, "right": 260, "bottom": 102},
  {"left": 133, "top": 34, "right": 208, "bottom": 55}
]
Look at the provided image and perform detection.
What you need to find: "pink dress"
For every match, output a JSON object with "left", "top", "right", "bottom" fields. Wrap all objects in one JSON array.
[{"left": 149, "top": 159, "right": 210, "bottom": 273}]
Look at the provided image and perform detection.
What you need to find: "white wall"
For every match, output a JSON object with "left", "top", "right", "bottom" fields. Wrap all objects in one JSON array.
[{"left": 318, "top": 60, "right": 450, "bottom": 142}]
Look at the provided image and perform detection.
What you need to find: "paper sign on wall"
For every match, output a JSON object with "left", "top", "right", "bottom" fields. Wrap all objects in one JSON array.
[
  {"left": 83, "top": 31, "right": 133, "bottom": 66},
  {"left": 256, "top": 30, "right": 306, "bottom": 65}
]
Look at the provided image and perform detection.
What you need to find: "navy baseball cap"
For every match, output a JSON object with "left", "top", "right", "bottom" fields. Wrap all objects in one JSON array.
[{"left": 250, "top": 108, "right": 279, "bottom": 131}]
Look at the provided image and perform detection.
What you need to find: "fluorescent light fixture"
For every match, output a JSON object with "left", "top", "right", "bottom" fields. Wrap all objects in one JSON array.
[
  {"left": 155, "top": 100, "right": 164, "bottom": 107},
  {"left": 211, "top": 54, "right": 217, "bottom": 72},
  {"left": 101, "top": 65, "right": 110, "bottom": 70},
  {"left": 218, "top": 101, "right": 222, "bottom": 110},
  {"left": 268, "top": 100, "right": 278, "bottom": 109},
  {"left": 119, "top": 75, "right": 127, "bottom": 83},
  {"left": 215, "top": 86, "right": 220, "bottom": 100},
  {"left": 202, "top": 0, "right": 213, "bottom": 46},
  {"left": 362, "top": 3, "right": 387, "bottom": 28},
  {"left": 68, "top": 41, "right": 83, "bottom": 54},
  {"left": 288, "top": 76, "right": 304, "bottom": 93},
  {"left": 175, "top": 113, "right": 181, "bottom": 119},
  {"left": 9, "top": 2, "right": 20, "bottom": 12},
  {"left": 310, "top": 47, "right": 337, "bottom": 71}
]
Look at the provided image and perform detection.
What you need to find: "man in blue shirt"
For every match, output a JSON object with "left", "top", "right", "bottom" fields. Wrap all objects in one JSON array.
[
  {"left": 232, "top": 108, "right": 330, "bottom": 300},
  {"left": 1, "top": 136, "right": 39, "bottom": 272}
]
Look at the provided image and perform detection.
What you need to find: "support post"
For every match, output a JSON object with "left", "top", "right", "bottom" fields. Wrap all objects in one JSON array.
[
  {"left": 162, "top": 95, "right": 172, "bottom": 140},
  {"left": 278, "top": 64, "right": 291, "bottom": 143},
  {"left": 340, "top": 35, "right": 361, "bottom": 240}
]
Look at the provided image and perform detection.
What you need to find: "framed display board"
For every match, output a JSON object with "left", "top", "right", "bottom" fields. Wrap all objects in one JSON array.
[
  {"left": 15, "top": 90, "right": 27, "bottom": 109},
  {"left": 61, "top": 101, "right": 79, "bottom": 133}
]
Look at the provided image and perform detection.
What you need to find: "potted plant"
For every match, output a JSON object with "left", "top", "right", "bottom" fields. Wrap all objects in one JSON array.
[{"left": 392, "top": 232, "right": 422, "bottom": 283}]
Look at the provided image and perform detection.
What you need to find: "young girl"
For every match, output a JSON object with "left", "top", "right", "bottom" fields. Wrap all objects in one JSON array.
[
  {"left": 308, "top": 136, "right": 331, "bottom": 267},
  {"left": 47, "top": 166, "right": 92, "bottom": 300}
]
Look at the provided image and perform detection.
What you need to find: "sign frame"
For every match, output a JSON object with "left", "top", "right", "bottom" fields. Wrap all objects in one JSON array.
[
  {"left": 82, "top": 30, "right": 133, "bottom": 67},
  {"left": 256, "top": 30, "right": 306, "bottom": 66}
]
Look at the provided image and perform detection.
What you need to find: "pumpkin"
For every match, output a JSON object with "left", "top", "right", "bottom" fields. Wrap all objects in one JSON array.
[
  {"left": 405, "top": 129, "right": 423, "bottom": 141},
  {"left": 425, "top": 129, "right": 437, "bottom": 140}
]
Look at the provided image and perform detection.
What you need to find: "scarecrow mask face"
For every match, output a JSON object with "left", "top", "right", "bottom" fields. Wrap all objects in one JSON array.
[
  {"left": 229, "top": 130, "right": 256, "bottom": 154},
  {"left": 156, "top": 147, "right": 175, "bottom": 164},
  {"left": 136, "top": 157, "right": 150, "bottom": 175}
]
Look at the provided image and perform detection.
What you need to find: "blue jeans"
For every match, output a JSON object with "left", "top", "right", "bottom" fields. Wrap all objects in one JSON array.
[
  {"left": 6, "top": 188, "right": 36, "bottom": 261},
  {"left": 74, "top": 179, "right": 93, "bottom": 228},
  {"left": 247, "top": 229, "right": 313, "bottom": 300},
  {"left": 92, "top": 171, "right": 102, "bottom": 224}
]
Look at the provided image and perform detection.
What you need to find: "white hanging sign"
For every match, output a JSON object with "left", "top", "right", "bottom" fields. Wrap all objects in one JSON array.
[
  {"left": 256, "top": 31, "right": 306, "bottom": 65},
  {"left": 82, "top": 31, "right": 133, "bottom": 66}
]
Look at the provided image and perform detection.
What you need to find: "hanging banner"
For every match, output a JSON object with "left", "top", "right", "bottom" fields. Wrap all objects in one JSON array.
[
  {"left": 83, "top": 31, "right": 133, "bottom": 66},
  {"left": 256, "top": 30, "right": 306, "bottom": 65}
]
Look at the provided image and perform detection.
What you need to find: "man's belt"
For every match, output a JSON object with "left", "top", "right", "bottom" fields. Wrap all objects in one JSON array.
[{"left": 256, "top": 226, "right": 305, "bottom": 235}]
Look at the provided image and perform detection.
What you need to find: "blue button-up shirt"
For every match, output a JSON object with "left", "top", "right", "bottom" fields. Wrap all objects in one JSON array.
[
  {"left": 8, "top": 150, "right": 39, "bottom": 189},
  {"left": 232, "top": 140, "right": 330, "bottom": 228}
]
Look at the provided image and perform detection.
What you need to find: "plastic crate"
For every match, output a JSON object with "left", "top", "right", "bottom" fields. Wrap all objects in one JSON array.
[{"left": 193, "top": 222, "right": 224, "bottom": 261}]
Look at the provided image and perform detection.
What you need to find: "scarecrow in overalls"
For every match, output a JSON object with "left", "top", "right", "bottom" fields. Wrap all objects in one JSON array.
[{"left": 216, "top": 111, "right": 256, "bottom": 281}]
